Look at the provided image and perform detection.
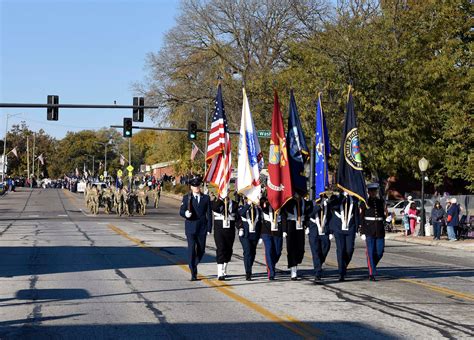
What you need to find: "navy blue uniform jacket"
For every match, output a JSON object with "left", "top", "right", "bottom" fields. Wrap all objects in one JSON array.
[{"left": 179, "top": 193, "right": 212, "bottom": 235}]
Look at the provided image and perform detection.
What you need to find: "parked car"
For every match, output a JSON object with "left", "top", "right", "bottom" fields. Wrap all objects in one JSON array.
[
  {"left": 388, "top": 199, "right": 434, "bottom": 223},
  {"left": 77, "top": 180, "right": 87, "bottom": 193}
]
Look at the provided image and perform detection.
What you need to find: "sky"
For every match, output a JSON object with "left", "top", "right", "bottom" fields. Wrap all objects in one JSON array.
[{"left": 0, "top": 0, "right": 180, "bottom": 140}]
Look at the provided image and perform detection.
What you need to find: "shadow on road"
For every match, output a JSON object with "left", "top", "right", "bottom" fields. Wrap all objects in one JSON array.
[{"left": 0, "top": 321, "right": 399, "bottom": 339}]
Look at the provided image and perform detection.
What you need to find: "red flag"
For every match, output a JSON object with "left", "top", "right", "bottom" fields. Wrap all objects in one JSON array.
[{"left": 266, "top": 91, "right": 293, "bottom": 211}]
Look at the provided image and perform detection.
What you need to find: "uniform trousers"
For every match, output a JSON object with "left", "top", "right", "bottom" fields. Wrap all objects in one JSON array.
[
  {"left": 308, "top": 231, "right": 331, "bottom": 276},
  {"left": 186, "top": 233, "right": 207, "bottom": 276},
  {"left": 286, "top": 223, "right": 305, "bottom": 268},
  {"left": 240, "top": 237, "right": 258, "bottom": 275},
  {"left": 261, "top": 234, "right": 283, "bottom": 278},
  {"left": 365, "top": 236, "right": 384, "bottom": 276},
  {"left": 334, "top": 232, "right": 355, "bottom": 276},
  {"left": 214, "top": 226, "right": 235, "bottom": 264}
]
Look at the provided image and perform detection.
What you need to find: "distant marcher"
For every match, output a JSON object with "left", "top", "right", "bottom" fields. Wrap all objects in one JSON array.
[
  {"left": 430, "top": 201, "right": 445, "bottom": 240},
  {"left": 446, "top": 198, "right": 460, "bottom": 241}
]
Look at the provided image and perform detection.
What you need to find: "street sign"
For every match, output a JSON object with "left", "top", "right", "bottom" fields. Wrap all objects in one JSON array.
[
  {"left": 257, "top": 130, "right": 271, "bottom": 138},
  {"left": 117, "top": 169, "right": 123, "bottom": 177},
  {"left": 126, "top": 165, "right": 134, "bottom": 172}
]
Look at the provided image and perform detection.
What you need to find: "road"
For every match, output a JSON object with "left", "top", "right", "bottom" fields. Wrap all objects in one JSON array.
[{"left": 0, "top": 188, "right": 473, "bottom": 339}]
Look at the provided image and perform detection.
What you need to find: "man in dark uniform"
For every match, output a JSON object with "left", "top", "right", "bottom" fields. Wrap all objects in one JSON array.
[
  {"left": 329, "top": 191, "right": 360, "bottom": 282},
  {"left": 211, "top": 195, "right": 240, "bottom": 280},
  {"left": 260, "top": 196, "right": 283, "bottom": 280},
  {"left": 360, "top": 183, "right": 386, "bottom": 281},
  {"left": 179, "top": 175, "right": 212, "bottom": 281},
  {"left": 281, "top": 194, "right": 308, "bottom": 280},
  {"left": 307, "top": 194, "right": 332, "bottom": 283},
  {"left": 238, "top": 199, "right": 262, "bottom": 281}
]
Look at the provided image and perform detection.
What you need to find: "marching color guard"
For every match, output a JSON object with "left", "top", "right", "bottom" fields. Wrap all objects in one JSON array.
[
  {"left": 307, "top": 195, "right": 332, "bottom": 282},
  {"left": 260, "top": 196, "right": 283, "bottom": 280},
  {"left": 238, "top": 200, "right": 262, "bottom": 281},
  {"left": 360, "top": 183, "right": 387, "bottom": 281},
  {"left": 211, "top": 195, "right": 240, "bottom": 280},
  {"left": 329, "top": 191, "right": 360, "bottom": 282}
]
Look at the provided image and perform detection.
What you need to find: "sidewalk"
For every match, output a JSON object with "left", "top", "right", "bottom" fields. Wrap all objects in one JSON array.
[{"left": 385, "top": 232, "right": 474, "bottom": 252}]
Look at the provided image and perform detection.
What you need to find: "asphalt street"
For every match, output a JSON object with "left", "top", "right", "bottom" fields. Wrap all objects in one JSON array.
[{"left": 0, "top": 188, "right": 473, "bottom": 339}]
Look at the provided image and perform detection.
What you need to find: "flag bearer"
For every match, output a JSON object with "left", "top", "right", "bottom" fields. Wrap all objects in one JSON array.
[
  {"left": 238, "top": 199, "right": 262, "bottom": 281},
  {"left": 307, "top": 194, "right": 332, "bottom": 282},
  {"left": 281, "top": 194, "right": 307, "bottom": 280},
  {"left": 329, "top": 191, "right": 360, "bottom": 281},
  {"left": 260, "top": 195, "right": 283, "bottom": 280},
  {"left": 212, "top": 195, "right": 240, "bottom": 280},
  {"left": 360, "top": 183, "right": 386, "bottom": 281}
]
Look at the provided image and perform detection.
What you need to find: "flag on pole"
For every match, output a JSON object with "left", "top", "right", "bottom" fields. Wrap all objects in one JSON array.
[
  {"left": 337, "top": 86, "right": 367, "bottom": 206},
  {"left": 37, "top": 154, "right": 44, "bottom": 165},
  {"left": 75, "top": 167, "right": 80, "bottom": 177},
  {"left": 287, "top": 90, "right": 309, "bottom": 196},
  {"left": 10, "top": 147, "right": 18, "bottom": 158},
  {"left": 120, "top": 154, "right": 126, "bottom": 166},
  {"left": 237, "top": 88, "right": 264, "bottom": 204},
  {"left": 204, "top": 84, "right": 232, "bottom": 199},
  {"left": 190, "top": 143, "right": 200, "bottom": 161},
  {"left": 314, "top": 93, "right": 331, "bottom": 200},
  {"left": 99, "top": 161, "right": 103, "bottom": 170},
  {"left": 266, "top": 90, "right": 293, "bottom": 211}
]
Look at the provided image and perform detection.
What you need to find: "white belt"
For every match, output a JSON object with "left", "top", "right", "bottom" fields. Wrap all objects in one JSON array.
[
  {"left": 213, "top": 212, "right": 235, "bottom": 221},
  {"left": 365, "top": 217, "right": 383, "bottom": 221},
  {"left": 287, "top": 214, "right": 304, "bottom": 222}
]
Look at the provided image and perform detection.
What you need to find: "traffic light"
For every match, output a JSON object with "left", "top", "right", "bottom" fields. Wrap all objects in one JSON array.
[
  {"left": 47, "top": 95, "right": 59, "bottom": 121},
  {"left": 187, "top": 121, "right": 198, "bottom": 140},
  {"left": 123, "top": 118, "right": 133, "bottom": 138},
  {"left": 133, "top": 96, "right": 145, "bottom": 122}
]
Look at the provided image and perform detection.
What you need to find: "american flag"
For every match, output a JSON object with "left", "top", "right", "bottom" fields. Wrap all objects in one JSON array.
[{"left": 204, "top": 84, "right": 232, "bottom": 199}]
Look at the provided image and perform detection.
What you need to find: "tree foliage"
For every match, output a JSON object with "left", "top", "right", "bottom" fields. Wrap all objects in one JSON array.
[{"left": 137, "top": 0, "right": 472, "bottom": 192}]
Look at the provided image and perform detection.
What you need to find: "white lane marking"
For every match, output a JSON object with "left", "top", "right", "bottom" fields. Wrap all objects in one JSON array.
[
  {"left": 57, "top": 214, "right": 68, "bottom": 217},
  {"left": 27, "top": 215, "right": 39, "bottom": 218},
  {"left": 62, "top": 222, "right": 74, "bottom": 225}
]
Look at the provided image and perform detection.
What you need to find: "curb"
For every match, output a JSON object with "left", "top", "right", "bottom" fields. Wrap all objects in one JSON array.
[{"left": 385, "top": 232, "right": 474, "bottom": 252}]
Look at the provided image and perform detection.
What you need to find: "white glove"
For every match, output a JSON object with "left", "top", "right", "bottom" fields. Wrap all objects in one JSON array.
[
  {"left": 323, "top": 200, "right": 327, "bottom": 206},
  {"left": 283, "top": 232, "right": 288, "bottom": 238},
  {"left": 258, "top": 238, "right": 263, "bottom": 245},
  {"left": 361, "top": 234, "right": 366, "bottom": 241},
  {"left": 238, "top": 229, "right": 244, "bottom": 237},
  {"left": 329, "top": 234, "right": 334, "bottom": 240},
  {"left": 207, "top": 232, "right": 211, "bottom": 235},
  {"left": 305, "top": 228, "right": 310, "bottom": 235},
  {"left": 185, "top": 210, "right": 192, "bottom": 218}
]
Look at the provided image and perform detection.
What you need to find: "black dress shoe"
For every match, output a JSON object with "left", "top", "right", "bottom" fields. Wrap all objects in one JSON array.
[
  {"left": 245, "top": 273, "right": 252, "bottom": 281},
  {"left": 338, "top": 275, "right": 345, "bottom": 282},
  {"left": 314, "top": 275, "right": 322, "bottom": 283},
  {"left": 218, "top": 276, "right": 225, "bottom": 281},
  {"left": 269, "top": 276, "right": 275, "bottom": 281},
  {"left": 369, "top": 275, "right": 376, "bottom": 281},
  {"left": 191, "top": 276, "right": 198, "bottom": 281}
]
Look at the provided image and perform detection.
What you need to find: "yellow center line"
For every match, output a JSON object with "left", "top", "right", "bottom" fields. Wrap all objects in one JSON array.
[
  {"left": 398, "top": 278, "right": 474, "bottom": 301},
  {"left": 107, "top": 223, "right": 322, "bottom": 339}
]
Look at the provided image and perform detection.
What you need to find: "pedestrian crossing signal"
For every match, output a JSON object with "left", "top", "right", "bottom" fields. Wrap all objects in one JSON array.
[
  {"left": 187, "top": 121, "right": 197, "bottom": 140},
  {"left": 47, "top": 95, "right": 59, "bottom": 121},
  {"left": 123, "top": 118, "right": 133, "bottom": 138},
  {"left": 133, "top": 97, "right": 144, "bottom": 122}
]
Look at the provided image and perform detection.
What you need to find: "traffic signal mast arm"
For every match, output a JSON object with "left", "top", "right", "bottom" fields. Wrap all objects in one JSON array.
[{"left": 110, "top": 125, "right": 241, "bottom": 135}]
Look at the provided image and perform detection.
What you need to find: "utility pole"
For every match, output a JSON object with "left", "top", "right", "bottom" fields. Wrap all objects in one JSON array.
[
  {"left": 26, "top": 135, "right": 30, "bottom": 183},
  {"left": 31, "top": 133, "right": 35, "bottom": 188}
]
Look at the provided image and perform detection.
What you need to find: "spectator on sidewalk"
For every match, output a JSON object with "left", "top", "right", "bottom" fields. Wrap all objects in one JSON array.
[
  {"left": 446, "top": 198, "right": 460, "bottom": 241},
  {"left": 431, "top": 201, "right": 445, "bottom": 240},
  {"left": 408, "top": 202, "right": 418, "bottom": 236}
]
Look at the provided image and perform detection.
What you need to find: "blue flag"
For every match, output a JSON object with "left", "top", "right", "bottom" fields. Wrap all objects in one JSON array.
[
  {"left": 337, "top": 86, "right": 367, "bottom": 206},
  {"left": 287, "top": 90, "right": 309, "bottom": 196},
  {"left": 314, "top": 93, "right": 330, "bottom": 200}
]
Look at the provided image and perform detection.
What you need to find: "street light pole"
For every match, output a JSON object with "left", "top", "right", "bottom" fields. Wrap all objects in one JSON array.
[{"left": 418, "top": 157, "right": 429, "bottom": 237}]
